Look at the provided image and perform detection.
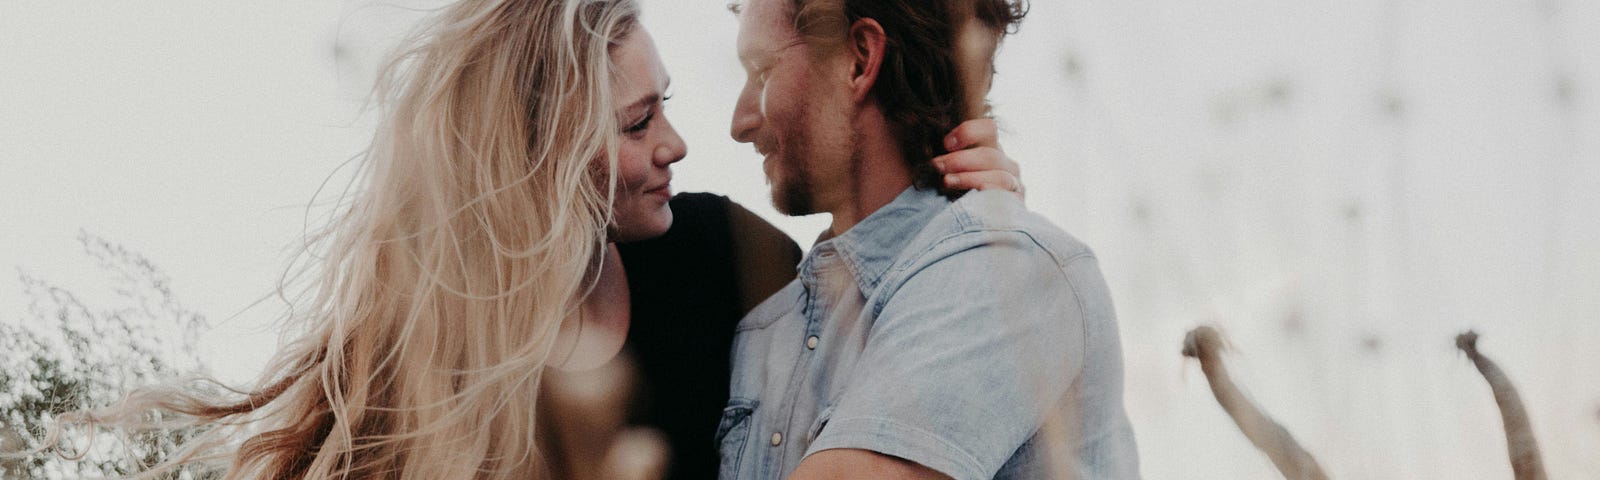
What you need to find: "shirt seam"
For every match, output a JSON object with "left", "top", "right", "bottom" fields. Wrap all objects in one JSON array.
[
  {"left": 876, "top": 226, "right": 1096, "bottom": 378},
  {"left": 1059, "top": 253, "right": 1095, "bottom": 377},
  {"left": 872, "top": 227, "right": 1085, "bottom": 316},
  {"left": 807, "top": 415, "right": 987, "bottom": 480}
]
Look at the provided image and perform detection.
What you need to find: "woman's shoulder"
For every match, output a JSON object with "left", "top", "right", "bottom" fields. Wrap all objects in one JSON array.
[
  {"left": 619, "top": 192, "right": 801, "bottom": 315},
  {"left": 618, "top": 192, "right": 734, "bottom": 265},
  {"left": 666, "top": 192, "right": 735, "bottom": 232}
]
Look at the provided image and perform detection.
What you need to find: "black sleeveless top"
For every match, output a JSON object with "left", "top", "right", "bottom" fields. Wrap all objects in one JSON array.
[{"left": 617, "top": 193, "right": 798, "bottom": 480}]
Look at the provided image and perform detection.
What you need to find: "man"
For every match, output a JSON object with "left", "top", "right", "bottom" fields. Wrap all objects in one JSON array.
[{"left": 720, "top": 0, "right": 1141, "bottom": 479}]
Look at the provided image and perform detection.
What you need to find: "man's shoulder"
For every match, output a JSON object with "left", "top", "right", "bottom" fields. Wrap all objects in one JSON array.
[
  {"left": 909, "top": 190, "right": 1095, "bottom": 266},
  {"left": 861, "top": 190, "right": 1102, "bottom": 315}
]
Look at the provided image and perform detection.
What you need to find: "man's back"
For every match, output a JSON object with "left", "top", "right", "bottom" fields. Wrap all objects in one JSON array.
[{"left": 720, "top": 188, "right": 1141, "bottom": 479}]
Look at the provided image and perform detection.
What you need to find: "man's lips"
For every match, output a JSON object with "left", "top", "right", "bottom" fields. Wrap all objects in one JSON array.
[
  {"left": 753, "top": 140, "right": 776, "bottom": 158},
  {"left": 754, "top": 143, "right": 778, "bottom": 176}
]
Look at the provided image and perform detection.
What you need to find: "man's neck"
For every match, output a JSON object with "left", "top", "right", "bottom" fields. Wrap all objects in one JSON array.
[{"left": 826, "top": 108, "right": 912, "bottom": 237}]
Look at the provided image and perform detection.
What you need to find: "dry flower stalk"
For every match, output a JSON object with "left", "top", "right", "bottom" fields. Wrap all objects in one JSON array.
[
  {"left": 1455, "top": 331, "right": 1548, "bottom": 480},
  {"left": 1183, "top": 326, "right": 1330, "bottom": 480}
]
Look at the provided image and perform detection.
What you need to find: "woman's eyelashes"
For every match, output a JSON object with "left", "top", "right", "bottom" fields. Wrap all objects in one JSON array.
[
  {"left": 621, "top": 95, "right": 670, "bottom": 139},
  {"left": 623, "top": 109, "right": 654, "bottom": 138}
]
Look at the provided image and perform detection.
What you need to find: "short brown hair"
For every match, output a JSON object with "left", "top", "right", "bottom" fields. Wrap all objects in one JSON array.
[
  {"left": 971, "top": 0, "right": 1029, "bottom": 34},
  {"left": 781, "top": 0, "right": 1028, "bottom": 191}
]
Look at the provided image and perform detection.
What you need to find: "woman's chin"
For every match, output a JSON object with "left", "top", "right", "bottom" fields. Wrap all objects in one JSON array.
[{"left": 610, "top": 209, "right": 674, "bottom": 243}]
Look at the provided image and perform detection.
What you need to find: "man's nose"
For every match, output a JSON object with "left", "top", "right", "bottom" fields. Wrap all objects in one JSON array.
[{"left": 730, "top": 82, "right": 760, "bottom": 143}]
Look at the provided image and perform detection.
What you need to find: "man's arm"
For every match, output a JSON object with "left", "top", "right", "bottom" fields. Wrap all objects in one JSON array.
[
  {"left": 797, "top": 225, "right": 1088, "bottom": 480},
  {"left": 789, "top": 449, "right": 952, "bottom": 480}
]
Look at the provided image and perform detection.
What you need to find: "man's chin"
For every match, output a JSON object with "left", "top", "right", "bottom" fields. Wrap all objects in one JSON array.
[{"left": 770, "top": 184, "right": 815, "bottom": 217}]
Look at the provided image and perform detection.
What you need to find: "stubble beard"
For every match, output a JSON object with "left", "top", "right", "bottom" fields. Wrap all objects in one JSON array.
[
  {"left": 772, "top": 149, "right": 816, "bottom": 216},
  {"left": 769, "top": 101, "right": 821, "bottom": 217},
  {"left": 770, "top": 90, "right": 853, "bottom": 218}
]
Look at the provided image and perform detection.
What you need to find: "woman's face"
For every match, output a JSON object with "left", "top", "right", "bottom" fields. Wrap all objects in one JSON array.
[{"left": 606, "top": 29, "right": 686, "bottom": 243}]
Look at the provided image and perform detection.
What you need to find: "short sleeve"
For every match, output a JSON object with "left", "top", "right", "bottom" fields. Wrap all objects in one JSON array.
[{"left": 803, "top": 230, "right": 1089, "bottom": 480}]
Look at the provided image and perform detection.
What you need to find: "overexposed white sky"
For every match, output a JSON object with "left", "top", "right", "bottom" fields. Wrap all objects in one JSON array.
[
  {"left": 3, "top": 1, "right": 1598, "bottom": 478},
  {"left": 1, "top": 1, "right": 354, "bottom": 382}
]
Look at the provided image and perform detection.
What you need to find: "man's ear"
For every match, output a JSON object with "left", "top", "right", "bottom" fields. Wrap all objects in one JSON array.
[{"left": 846, "top": 18, "right": 887, "bottom": 103}]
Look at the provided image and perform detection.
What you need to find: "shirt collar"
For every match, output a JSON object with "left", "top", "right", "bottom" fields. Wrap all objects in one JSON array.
[{"left": 806, "top": 187, "right": 950, "bottom": 295}]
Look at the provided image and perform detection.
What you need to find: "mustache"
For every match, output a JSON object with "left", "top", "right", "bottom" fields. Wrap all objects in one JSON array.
[{"left": 753, "top": 137, "right": 778, "bottom": 156}]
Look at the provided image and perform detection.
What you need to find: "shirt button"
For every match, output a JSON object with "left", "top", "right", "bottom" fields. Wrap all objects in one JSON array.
[
  {"left": 770, "top": 432, "right": 784, "bottom": 446},
  {"left": 806, "top": 336, "right": 819, "bottom": 350}
]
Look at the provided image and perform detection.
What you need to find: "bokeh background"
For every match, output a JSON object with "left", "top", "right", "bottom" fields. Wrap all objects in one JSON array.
[{"left": 2, "top": 0, "right": 1596, "bottom": 478}]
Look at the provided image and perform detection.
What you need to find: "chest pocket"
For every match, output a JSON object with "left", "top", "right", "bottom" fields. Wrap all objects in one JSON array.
[{"left": 714, "top": 398, "right": 758, "bottom": 479}]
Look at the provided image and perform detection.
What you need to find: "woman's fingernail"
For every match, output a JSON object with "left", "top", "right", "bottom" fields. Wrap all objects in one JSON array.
[
  {"left": 945, "top": 136, "right": 958, "bottom": 150},
  {"left": 945, "top": 174, "right": 960, "bottom": 187}
]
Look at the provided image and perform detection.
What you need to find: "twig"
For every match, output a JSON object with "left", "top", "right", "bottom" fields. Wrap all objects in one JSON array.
[
  {"left": 1456, "top": 331, "right": 1548, "bottom": 480},
  {"left": 1184, "top": 326, "right": 1330, "bottom": 480}
]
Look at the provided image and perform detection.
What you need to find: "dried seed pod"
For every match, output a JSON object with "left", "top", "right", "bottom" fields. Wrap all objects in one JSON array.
[
  {"left": 1456, "top": 331, "right": 1548, "bottom": 480},
  {"left": 1184, "top": 326, "right": 1330, "bottom": 480}
]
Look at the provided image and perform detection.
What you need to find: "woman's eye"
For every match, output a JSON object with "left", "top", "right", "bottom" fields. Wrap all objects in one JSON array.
[{"left": 624, "top": 111, "right": 653, "bottom": 136}]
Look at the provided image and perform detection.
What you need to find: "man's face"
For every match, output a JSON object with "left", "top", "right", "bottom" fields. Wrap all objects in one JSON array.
[{"left": 730, "top": 0, "right": 855, "bottom": 217}]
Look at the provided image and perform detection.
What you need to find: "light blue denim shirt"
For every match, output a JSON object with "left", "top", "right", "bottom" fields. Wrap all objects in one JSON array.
[{"left": 718, "top": 187, "right": 1141, "bottom": 480}]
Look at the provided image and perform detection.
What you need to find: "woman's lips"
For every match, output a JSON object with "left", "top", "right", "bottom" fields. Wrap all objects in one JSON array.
[{"left": 645, "top": 182, "right": 671, "bottom": 200}]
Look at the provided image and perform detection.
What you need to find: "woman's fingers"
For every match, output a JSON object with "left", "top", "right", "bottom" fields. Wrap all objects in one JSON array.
[
  {"left": 934, "top": 146, "right": 1020, "bottom": 178},
  {"left": 943, "top": 171, "right": 1024, "bottom": 198},
  {"left": 944, "top": 117, "right": 1000, "bottom": 151},
  {"left": 936, "top": 148, "right": 1024, "bottom": 200},
  {"left": 939, "top": 118, "right": 1024, "bottom": 201}
]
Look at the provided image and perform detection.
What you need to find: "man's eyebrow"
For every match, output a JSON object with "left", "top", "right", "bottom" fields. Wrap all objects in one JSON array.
[{"left": 740, "top": 38, "right": 802, "bottom": 69}]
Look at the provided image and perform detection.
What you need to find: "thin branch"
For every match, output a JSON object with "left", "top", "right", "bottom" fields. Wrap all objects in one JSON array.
[
  {"left": 1455, "top": 331, "right": 1548, "bottom": 480},
  {"left": 1183, "top": 326, "right": 1330, "bottom": 480}
]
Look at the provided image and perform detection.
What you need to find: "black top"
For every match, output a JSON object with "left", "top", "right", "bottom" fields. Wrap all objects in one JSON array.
[{"left": 617, "top": 193, "right": 797, "bottom": 480}]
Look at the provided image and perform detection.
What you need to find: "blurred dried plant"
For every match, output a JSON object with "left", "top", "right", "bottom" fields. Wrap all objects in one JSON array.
[
  {"left": 1183, "top": 326, "right": 1330, "bottom": 480},
  {"left": 0, "top": 232, "right": 212, "bottom": 479},
  {"left": 1457, "top": 331, "right": 1548, "bottom": 480},
  {"left": 539, "top": 353, "right": 668, "bottom": 480}
]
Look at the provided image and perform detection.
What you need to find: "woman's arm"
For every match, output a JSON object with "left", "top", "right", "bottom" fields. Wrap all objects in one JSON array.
[
  {"left": 934, "top": 118, "right": 1024, "bottom": 200},
  {"left": 726, "top": 201, "right": 804, "bottom": 315},
  {"left": 550, "top": 243, "right": 631, "bottom": 372}
]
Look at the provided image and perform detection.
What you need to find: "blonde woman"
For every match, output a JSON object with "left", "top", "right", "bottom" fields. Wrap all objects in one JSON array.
[{"left": 31, "top": 0, "right": 1020, "bottom": 478}]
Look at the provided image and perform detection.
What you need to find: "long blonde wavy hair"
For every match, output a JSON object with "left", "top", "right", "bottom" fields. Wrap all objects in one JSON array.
[{"left": 42, "top": 0, "right": 641, "bottom": 478}]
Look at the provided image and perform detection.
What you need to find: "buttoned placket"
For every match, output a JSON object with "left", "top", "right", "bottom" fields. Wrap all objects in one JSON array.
[{"left": 766, "top": 245, "right": 839, "bottom": 471}]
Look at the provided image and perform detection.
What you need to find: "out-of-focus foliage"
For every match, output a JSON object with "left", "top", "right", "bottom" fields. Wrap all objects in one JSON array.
[{"left": 0, "top": 232, "right": 213, "bottom": 479}]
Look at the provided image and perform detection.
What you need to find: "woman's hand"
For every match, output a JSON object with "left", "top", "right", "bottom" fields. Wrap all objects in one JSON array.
[{"left": 934, "top": 118, "right": 1024, "bottom": 201}]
